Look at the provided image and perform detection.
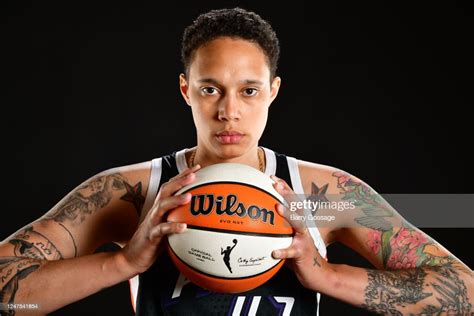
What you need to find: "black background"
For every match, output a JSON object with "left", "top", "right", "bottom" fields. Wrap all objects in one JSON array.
[{"left": 3, "top": 1, "right": 473, "bottom": 315}]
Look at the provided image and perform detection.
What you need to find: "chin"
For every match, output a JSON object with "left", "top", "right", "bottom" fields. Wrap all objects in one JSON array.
[{"left": 213, "top": 143, "right": 248, "bottom": 159}]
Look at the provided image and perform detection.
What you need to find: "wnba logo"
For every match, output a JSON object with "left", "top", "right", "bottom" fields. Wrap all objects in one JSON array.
[
  {"left": 168, "top": 163, "right": 293, "bottom": 293},
  {"left": 190, "top": 194, "right": 275, "bottom": 225}
]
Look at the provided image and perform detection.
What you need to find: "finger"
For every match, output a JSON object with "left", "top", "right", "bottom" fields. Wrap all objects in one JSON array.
[
  {"left": 155, "top": 165, "right": 201, "bottom": 202},
  {"left": 169, "top": 164, "right": 201, "bottom": 183},
  {"left": 270, "top": 175, "right": 298, "bottom": 208},
  {"left": 270, "top": 175, "right": 292, "bottom": 193},
  {"left": 272, "top": 246, "right": 302, "bottom": 259},
  {"left": 150, "top": 193, "right": 192, "bottom": 225},
  {"left": 271, "top": 175, "right": 311, "bottom": 230},
  {"left": 149, "top": 222, "right": 187, "bottom": 241},
  {"left": 275, "top": 203, "right": 308, "bottom": 235}
]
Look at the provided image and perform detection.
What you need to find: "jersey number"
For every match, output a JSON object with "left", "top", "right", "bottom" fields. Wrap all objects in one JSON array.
[
  {"left": 172, "top": 273, "right": 294, "bottom": 315},
  {"left": 231, "top": 295, "right": 294, "bottom": 316}
]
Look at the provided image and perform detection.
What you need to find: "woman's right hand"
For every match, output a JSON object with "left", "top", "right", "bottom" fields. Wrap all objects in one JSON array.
[{"left": 119, "top": 164, "right": 201, "bottom": 274}]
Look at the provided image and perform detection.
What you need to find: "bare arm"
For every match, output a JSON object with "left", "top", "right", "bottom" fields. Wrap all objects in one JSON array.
[
  {"left": 1, "top": 163, "right": 200, "bottom": 315},
  {"left": 272, "top": 164, "right": 473, "bottom": 315},
  {"left": 0, "top": 252, "right": 135, "bottom": 315},
  {"left": 328, "top": 170, "right": 473, "bottom": 314},
  {"left": 0, "top": 163, "right": 149, "bottom": 314}
]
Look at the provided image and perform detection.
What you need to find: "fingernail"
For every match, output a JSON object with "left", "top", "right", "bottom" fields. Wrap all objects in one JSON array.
[
  {"left": 279, "top": 205, "right": 287, "bottom": 216},
  {"left": 273, "top": 250, "right": 281, "bottom": 258},
  {"left": 276, "top": 203, "right": 283, "bottom": 213},
  {"left": 178, "top": 223, "right": 187, "bottom": 229}
]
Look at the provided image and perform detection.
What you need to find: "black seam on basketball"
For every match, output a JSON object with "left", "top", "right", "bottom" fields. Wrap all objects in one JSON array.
[
  {"left": 178, "top": 181, "right": 285, "bottom": 205},
  {"left": 186, "top": 225, "right": 293, "bottom": 237},
  {"left": 167, "top": 242, "right": 285, "bottom": 281}
]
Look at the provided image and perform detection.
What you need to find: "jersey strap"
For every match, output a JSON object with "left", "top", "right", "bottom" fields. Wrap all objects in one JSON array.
[{"left": 134, "top": 149, "right": 322, "bottom": 316}]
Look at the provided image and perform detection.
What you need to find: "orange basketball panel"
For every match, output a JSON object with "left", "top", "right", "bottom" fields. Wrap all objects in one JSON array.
[
  {"left": 167, "top": 244, "right": 285, "bottom": 293},
  {"left": 168, "top": 183, "right": 292, "bottom": 235}
]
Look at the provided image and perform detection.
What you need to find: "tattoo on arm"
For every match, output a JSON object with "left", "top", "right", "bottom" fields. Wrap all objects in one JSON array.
[
  {"left": 57, "top": 223, "right": 77, "bottom": 258},
  {"left": 333, "top": 171, "right": 455, "bottom": 269},
  {"left": 333, "top": 170, "right": 394, "bottom": 231},
  {"left": 362, "top": 268, "right": 432, "bottom": 315},
  {"left": 8, "top": 226, "right": 63, "bottom": 260},
  {"left": 422, "top": 267, "right": 472, "bottom": 314},
  {"left": 308, "top": 182, "right": 329, "bottom": 205},
  {"left": 362, "top": 267, "right": 471, "bottom": 315},
  {"left": 1, "top": 257, "right": 43, "bottom": 313},
  {"left": 333, "top": 170, "right": 397, "bottom": 267},
  {"left": 313, "top": 257, "right": 321, "bottom": 267},
  {"left": 333, "top": 171, "right": 472, "bottom": 314},
  {"left": 120, "top": 181, "right": 145, "bottom": 216},
  {"left": 44, "top": 173, "right": 145, "bottom": 224}
]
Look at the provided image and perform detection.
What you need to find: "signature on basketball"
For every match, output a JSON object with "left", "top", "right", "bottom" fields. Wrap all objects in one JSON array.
[{"left": 238, "top": 256, "right": 266, "bottom": 267}]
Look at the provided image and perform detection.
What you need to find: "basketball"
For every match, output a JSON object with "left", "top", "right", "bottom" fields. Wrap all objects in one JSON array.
[{"left": 166, "top": 163, "right": 294, "bottom": 293}]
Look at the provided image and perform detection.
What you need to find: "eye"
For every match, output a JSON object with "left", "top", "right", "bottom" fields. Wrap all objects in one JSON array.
[
  {"left": 242, "top": 88, "right": 258, "bottom": 97},
  {"left": 201, "top": 87, "right": 219, "bottom": 96}
]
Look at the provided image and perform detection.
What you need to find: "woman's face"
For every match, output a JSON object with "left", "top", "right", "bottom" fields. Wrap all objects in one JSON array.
[{"left": 180, "top": 37, "right": 281, "bottom": 160}]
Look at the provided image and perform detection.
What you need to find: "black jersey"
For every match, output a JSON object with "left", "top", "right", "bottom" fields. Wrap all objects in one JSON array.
[{"left": 130, "top": 148, "right": 326, "bottom": 316}]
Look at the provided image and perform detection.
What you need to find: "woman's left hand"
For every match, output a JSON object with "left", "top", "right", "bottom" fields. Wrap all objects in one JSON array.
[{"left": 270, "top": 175, "right": 331, "bottom": 291}]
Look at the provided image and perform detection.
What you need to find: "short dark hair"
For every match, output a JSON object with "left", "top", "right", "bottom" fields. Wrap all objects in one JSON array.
[{"left": 181, "top": 7, "right": 280, "bottom": 79}]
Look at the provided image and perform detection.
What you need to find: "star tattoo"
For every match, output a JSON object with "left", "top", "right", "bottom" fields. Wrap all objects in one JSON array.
[{"left": 120, "top": 182, "right": 145, "bottom": 215}]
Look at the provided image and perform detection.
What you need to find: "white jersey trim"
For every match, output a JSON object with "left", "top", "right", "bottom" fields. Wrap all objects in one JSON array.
[
  {"left": 285, "top": 154, "right": 326, "bottom": 316},
  {"left": 129, "top": 275, "right": 139, "bottom": 312},
  {"left": 132, "top": 157, "right": 163, "bottom": 312},
  {"left": 175, "top": 148, "right": 189, "bottom": 173},
  {"left": 140, "top": 158, "right": 163, "bottom": 223},
  {"left": 131, "top": 148, "right": 327, "bottom": 315},
  {"left": 261, "top": 146, "right": 276, "bottom": 176}
]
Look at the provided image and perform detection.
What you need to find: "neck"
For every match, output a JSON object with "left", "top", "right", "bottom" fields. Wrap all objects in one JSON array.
[{"left": 187, "top": 146, "right": 265, "bottom": 172}]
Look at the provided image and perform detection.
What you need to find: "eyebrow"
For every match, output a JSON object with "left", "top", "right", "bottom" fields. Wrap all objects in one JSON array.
[{"left": 197, "top": 78, "right": 265, "bottom": 86}]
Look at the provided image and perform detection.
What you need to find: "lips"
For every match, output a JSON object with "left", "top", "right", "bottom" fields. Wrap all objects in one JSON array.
[{"left": 216, "top": 130, "right": 244, "bottom": 144}]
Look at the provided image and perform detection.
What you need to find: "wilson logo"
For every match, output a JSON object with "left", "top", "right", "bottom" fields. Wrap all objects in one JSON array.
[{"left": 190, "top": 194, "right": 275, "bottom": 225}]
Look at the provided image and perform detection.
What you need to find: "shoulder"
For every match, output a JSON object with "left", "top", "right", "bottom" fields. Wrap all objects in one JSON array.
[
  {"left": 101, "top": 160, "right": 152, "bottom": 183},
  {"left": 294, "top": 158, "right": 371, "bottom": 245},
  {"left": 92, "top": 160, "right": 154, "bottom": 205},
  {"left": 87, "top": 160, "right": 154, "bottom": 247},
  {"left": 295, "top": 159, "right": 361, "bottom": 195}
]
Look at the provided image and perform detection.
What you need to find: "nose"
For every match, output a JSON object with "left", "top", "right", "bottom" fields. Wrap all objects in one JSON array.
[{"left": 218, "top": 94, "right": 241, "bottom": 121}]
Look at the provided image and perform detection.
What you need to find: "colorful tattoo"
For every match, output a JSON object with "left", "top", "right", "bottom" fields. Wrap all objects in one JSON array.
[
  {"left": 333, "top": 170, "right": 454, "bottom": 269},
  {"left": 333, "top": 170, "right": 471, "bottom": 314}
]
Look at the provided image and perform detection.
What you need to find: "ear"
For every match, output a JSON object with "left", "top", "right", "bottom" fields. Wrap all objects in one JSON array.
[
  {"left": 179, "top": 73, "right": 192, "bottom": 106},
  {"left": 269, "top": 76, "right": 281, "bottom": 105}
]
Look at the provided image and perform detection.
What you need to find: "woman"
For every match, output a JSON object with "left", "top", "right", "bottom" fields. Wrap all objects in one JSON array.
[{"left": 1, "top": 7, "right": 472, "bottom": 316}]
